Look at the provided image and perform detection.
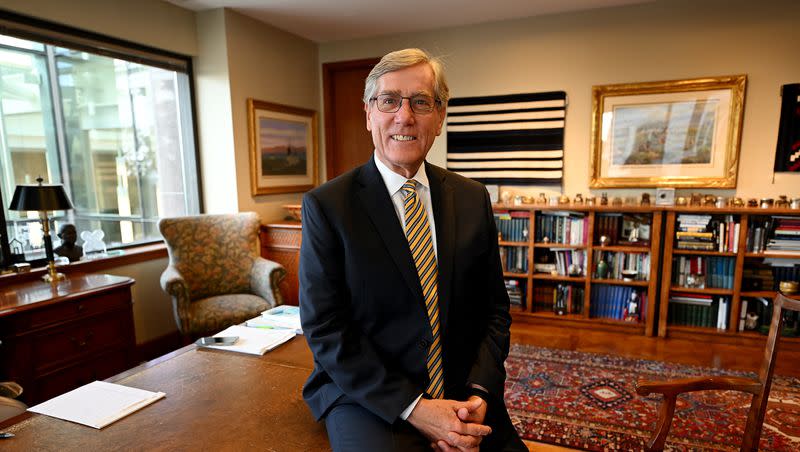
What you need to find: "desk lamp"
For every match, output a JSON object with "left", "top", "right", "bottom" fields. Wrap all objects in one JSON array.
[{"left": 9, "top": 177, "right": 74, "bottom": 282}]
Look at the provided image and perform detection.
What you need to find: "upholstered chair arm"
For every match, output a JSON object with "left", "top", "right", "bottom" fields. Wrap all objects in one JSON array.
[
  {"left": 250, "top": 257, "right": 286, "bottom": 308},
  {"left": 160, "top": 265, "right": 192, "bottom": 335},
  {"left": 635, "top": 376, "right": 762, "bottom": 451}
]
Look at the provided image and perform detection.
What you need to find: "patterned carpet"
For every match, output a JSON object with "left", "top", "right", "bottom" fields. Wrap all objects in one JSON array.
[{"left": 504, "top": 344, "right": 800, "bottom": 451}]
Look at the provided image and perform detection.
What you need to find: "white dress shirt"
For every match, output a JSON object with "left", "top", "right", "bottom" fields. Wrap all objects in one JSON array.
[{"left": 373, "top": 153, "right": 437, "bottom": 419}]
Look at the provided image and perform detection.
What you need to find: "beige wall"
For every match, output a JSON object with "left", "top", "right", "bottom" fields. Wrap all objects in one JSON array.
[
  {"left": 100, "top": 257, "right": 174, "bottom": 344},
  {"left": 194, "top": 9, "right": 239, "bottom": 214},
  {"left": 319, "top": 0, "right": 800, "bottom": 200},
  {"left": 225, "top": 9, "right": 319, "bottom": 221}
]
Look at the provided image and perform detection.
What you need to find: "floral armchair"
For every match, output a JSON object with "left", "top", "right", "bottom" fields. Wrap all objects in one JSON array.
[{"left": 158, "top": 212, "right": 286, "bottom": 339}]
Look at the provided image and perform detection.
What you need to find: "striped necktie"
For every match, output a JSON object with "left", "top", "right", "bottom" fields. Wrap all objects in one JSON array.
[{"left": 401, "top": 179, "right": 444, "bottom": 399}]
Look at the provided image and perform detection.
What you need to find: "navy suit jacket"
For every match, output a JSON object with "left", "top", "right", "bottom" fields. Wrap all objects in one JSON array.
[{"left": 299, "top": 159, "right": 512, "bottom": 426}]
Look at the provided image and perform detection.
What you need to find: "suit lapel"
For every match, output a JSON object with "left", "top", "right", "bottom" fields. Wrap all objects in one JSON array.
[
  {"left": 427, "top": 163, "right": 454, "bottom": 333},
  {"left": 356, "top": 160, "right": 425, "bottom": 306}
]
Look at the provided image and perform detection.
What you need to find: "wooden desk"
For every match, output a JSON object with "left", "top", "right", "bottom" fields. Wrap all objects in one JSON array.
[
  {"left": 0, "top": 337, "right": 329, "bottom": 451},
  {"left": 0, "top": 274, "right": 136, "bottom": 405}
]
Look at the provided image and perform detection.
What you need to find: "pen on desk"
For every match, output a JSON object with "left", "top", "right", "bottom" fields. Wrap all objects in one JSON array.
[{"left": 0, "top": 432, "right": 14, "bottom": 439}]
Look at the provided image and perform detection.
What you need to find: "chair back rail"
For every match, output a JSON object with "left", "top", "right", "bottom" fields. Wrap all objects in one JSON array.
[{"left": 638, "top": 291, "right": 800, "bottom": 452}]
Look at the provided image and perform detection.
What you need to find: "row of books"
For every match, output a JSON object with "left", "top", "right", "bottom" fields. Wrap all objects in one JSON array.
[
  {"left": 499, "top": 246, "right": 528, "bottom": 273},
  {"left": 668, "top": 293, "right": 729, "bottom": 330},
  {"left": 589, "top": 285, "right": 646, "bottom": 322},
  {"left": 531, "top": 284, "right": 584, "bottom": 315},
  {"left": 505, "top": 279, "right": 524, "bottom": 305},
  {"left": 712, "top": 216, "right": 740, "bottom": 253},
  {"left": 551, "top": 249, "right": 586, "bottom": 276},
  {"left": 672, "top": 255, "right": 735, "bottom": 289},
  {"left": 595, "top": 213, "right": 651, "bottom": 246},
  {"left": 766, "top": 216, "right": 800, "bottom": 254},
  {"left": 593, "top": 251, "right": 650, "bottom": 280},
  {"left": 534, "top": 213, "right": 588, "bottom": 245},
  {"left": 676, "top": 214, "right": 715, "bottom": 250},
  {"left": 747, "top": 218, "right": 774, "bottom": 253},
  {"left": 553, "top": 284, "right": 584, "bottom": 315},
  {"left": 494, "top": 211, "right": 529, "bottom": 242}
]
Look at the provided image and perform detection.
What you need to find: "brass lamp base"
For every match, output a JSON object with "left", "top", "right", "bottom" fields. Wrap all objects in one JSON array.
[{"left": 42, "top": 262, "right": 66, "bottom": 283}]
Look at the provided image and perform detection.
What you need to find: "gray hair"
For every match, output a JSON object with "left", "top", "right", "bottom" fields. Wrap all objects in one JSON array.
[{"left": 363, "top": 48, "right": 449, "bottom": 107}]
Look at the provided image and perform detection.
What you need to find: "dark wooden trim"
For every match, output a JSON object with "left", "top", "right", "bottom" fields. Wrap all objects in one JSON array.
[
  {"left": 0, "top": 243, "right": 167, "bottom": 285},
  {"left": 322, "top": 57, "right": 380, "bottom": 182}
]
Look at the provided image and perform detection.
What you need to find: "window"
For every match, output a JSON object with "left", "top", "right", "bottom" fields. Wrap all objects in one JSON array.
[{"left": 0, "top": 22, "right": 199, "bottom": 266}]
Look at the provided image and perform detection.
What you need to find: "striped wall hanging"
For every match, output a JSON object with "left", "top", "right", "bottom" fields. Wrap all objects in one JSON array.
[{"left": 446, "top": 91, "right": 566, "bottom": 186}]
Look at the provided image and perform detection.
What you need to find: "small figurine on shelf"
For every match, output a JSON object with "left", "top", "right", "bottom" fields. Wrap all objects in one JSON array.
[
  {"left": 558, "top": 195, "right": 570, "bottom": 205},
  {"left": 53, "top": 224, "right": 83, "bottom": 262},
  {"left": 600, "top": 193, "right": 609, "bottom": 206},
  {"left": 611, "top": 197, "right": 623, "bottom": 206},
  {"left": 568, "top": 263, "right": 582, "bottom": 277},
  {"left": 624, "top": 291, "right": 640, "bottom": 322},
  {"left": 640, "top": 193, "right": 651, "bottom": 206},
  {"left": 573, "top": 193, "right": 584, "bottom": 205},
  {"left": 501, "top": 191, "right": 512, "bottom": 205},
  {"left": 536, "top": 193, "right": 547, "bottom": 205},
  {"left": 745, "top": 312, "right": 759, "bottom": 330},
  {"left": 628, "top": 223, "right": 640, "bottom": 243},
  {"left": 596, "top": 257, "right": 609, "bottom": 279}
]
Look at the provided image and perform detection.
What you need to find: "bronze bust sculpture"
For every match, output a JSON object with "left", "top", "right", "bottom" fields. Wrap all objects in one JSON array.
[{"left": 54, "top": 224, "right": 83, "bottom": 262}]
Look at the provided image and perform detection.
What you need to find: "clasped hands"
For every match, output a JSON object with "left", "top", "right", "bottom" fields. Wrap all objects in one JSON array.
[{"left": 407, "top": 395, "right": 490, "bottom": 451}]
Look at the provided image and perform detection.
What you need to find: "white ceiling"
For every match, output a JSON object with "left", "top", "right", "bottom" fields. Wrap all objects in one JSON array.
[{"left": 167, "top": 0, "right": 654, "bottom": 43}]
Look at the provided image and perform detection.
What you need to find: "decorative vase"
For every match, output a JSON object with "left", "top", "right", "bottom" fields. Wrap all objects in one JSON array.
[{"left": 596, "top": 259, "right": 609, "bottom": 279}]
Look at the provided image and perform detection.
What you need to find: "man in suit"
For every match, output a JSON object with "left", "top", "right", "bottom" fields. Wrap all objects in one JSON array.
[{"left": 300, "top": 48, "right": 525, "bottom": 451}]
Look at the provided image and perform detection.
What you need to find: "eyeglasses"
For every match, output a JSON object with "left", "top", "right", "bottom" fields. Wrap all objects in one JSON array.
[{"left": 370, "top": 94, "right": 440, "bottom": 114}]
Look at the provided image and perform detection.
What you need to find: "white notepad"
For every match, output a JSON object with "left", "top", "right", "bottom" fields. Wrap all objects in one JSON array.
[
  {"left": 203, "top": 324, "right": 295, "bottom": 355},
  {"left": 28, "top": 381, "right": 165, "bottom": 429},
  {"left": 255, "top": 305, "right": 303, "bottom": 334}
]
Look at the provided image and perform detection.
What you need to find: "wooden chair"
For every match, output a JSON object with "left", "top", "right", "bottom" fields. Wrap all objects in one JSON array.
[{"left": 636, "top": 291, "right": 800, "bottom": 452}]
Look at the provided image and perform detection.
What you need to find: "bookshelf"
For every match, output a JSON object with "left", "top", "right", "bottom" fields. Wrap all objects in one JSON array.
[
  {"left": 495, "top": 204, "right": 662, "bottom": 336},
  {"left": 658, "top": 207, "right": 800, "bottom": 345}
]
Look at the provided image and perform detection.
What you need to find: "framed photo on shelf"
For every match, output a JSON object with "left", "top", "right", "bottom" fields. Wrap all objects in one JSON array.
[
  {"left": 248, "top": 98, "right": 318, "bottom": 195},
  {"left": 590, "top": 75, "right": 746, "bottom": 188}
]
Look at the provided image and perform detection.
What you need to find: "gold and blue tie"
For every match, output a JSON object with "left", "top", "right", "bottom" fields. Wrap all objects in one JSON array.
[{"left": 401, "top": 180, "right": 444, "bottom": 399}]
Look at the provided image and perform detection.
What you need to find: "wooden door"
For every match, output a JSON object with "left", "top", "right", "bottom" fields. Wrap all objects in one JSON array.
[{"left": 322, "top": 58, "right": 380, "bottom": 180}]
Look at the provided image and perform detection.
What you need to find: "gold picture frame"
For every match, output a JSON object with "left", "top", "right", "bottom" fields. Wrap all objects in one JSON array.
[
  {"left": 248, "top": 98, "right": 318, "bottom": 195},
  {"left": 590, "top": 75, "right": 746, "bottom": 188}
]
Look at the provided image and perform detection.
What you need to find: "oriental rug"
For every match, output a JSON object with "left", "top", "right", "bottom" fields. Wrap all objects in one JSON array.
[{"left": 504, "top": 344, "right": 800, "bottom": 451}]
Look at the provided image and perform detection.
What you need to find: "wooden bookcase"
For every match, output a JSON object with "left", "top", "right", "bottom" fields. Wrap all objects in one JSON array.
[
  {"left": 494, "top": 204, "right": 662, "bottom": 336},
  {"left": 659, "top": 207, "right": 800, "bottom": 346}
]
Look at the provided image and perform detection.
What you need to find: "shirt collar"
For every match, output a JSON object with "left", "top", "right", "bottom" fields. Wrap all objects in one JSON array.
[{"left": 373, "top": 152, "right": 429, "bottom": 196}]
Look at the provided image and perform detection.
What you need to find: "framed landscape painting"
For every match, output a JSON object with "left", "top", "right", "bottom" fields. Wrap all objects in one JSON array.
[
  {"left": 589, "top": 75, "right": 746, "bottom": 188},
  {"left": 248, "top": 98, "right": 318, "bottom": 195}
]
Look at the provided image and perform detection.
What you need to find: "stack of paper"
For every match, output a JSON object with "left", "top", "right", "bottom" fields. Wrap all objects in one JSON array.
[
  {"left": 202, "top": 325, "right": 294, "bottom": 355},
  {"left": 245, "top": 305, "right": 302, "bottom": 334},
  {"left": 28, "top": 381, "right": 165, "bottom": 429}
]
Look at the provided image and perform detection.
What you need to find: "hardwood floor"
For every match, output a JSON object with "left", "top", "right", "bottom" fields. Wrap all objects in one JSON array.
[{"left": 510, "top": 318, "right": 800, "bottom": 377}]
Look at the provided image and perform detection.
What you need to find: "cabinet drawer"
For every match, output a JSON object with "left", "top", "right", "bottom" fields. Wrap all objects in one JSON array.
[
  {"left": 28, "top": 288, "right": 131, "bottom": 331},
  {"left": 31, "top": 310, "right": 131, "bottom": 372},
  {"left": 32, "top": 348, "right": 130, "bottom": 404}
]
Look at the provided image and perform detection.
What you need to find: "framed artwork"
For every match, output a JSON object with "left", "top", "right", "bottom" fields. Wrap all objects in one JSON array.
[
  {"left": 248, "top": 98, "right": 318, "bottom": 195},
  {"left": 590, "top": 75, "right": 746, "bottom": 188}
]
